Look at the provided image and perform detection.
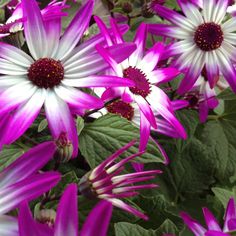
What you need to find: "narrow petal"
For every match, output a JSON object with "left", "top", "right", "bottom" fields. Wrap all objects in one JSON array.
[
  {"left": 0, "top": 42, "right": 33, "bottom": 67},
  {"left": 54, "top": 184, "right": 78, "bottom": 236},
  {"left": 134, "top": 95, "right": 157, "bottom": 129},
  {"left": 80, "top": 200, "right": 113, "bottom": 236},
  {"left": 0, "top": 172, "right": 61, "bottom": 215},
  {"left": 224, "top": 198, "right": 236, "bottom": 232},
  {"left": 203, "top": 208, "right": 221, "bottom": 231},
  {"left": 63, "top": 75, "right": 134, "bottom": 88},
  {"left": 54, "top": 85, "right": 103, "bottom": 109},
  {"left": 129, "top": 23, "right": 147, "bottom": 67},
  {"left": 149, "top": 68, "right": 180, "bottom": 84},
  {"left": 139, "top": 111, "right": 151, "bottom": 152},
  {"left": 3, "top": 89, "right": 46, "bottom": 145},
  {"left": 21, "top": 0, "right": 48, "bottom": 59},
  {"left": 107, "top": 198, "right": 148, "bottom": 220},
  {"left": 44, "top": 91, "right": 78, "bottom": 158},
  {"left": 0, "top": 141, "right": 56, "bottom": 189},
  {"left": 180, "top": 212, "right": 207, "bottom": 236},
  {"left": 0, "top": 215, "right": 18, "bottom": 236},
  {"left": 0, "top": 59, "right": 28, "bottom": 75},
  {"left": 0, "top": 81, "right": 37, "bottom": 116},
  {"left": 56, "top": 0, "right": 94, "bottom": 60}
]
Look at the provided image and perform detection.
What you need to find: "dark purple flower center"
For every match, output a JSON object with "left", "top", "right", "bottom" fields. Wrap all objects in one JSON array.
[
  {"left": 28, "top": 58, "right": 64, "bottom": 89},
  {"left": 106, "top": 100, "right": 134, "bottom": 121},
  {"left": 184, "top": 91, "right": 200, "bottom": 108},
  {"left": 123, "top": 66, "right": 151, "bottom": 98},
  {"left": 194, "top": 22, "right": 224, "bottom": 51}
]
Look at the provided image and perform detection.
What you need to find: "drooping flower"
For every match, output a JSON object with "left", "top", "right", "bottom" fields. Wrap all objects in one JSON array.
[
  {"left": 0, "top": 142, "right": 61, "bottom": 236},
  {"left": 181, "top": 198, "right": 236, "bottom": 236},
  {"left": 149, "top": 0, "right": 236, "bottom": 94},
  {"left": 0, "top": 0, "right": 136, "bottom": 157},
  {"left": 18, "top": 184, "right": 113, "bottom": 236},
  {"left": 78, "top": 140, "right": 162, "bottom": 220},
  {"left": 94, "top": 17, "right": 186, "bottom": 153}
]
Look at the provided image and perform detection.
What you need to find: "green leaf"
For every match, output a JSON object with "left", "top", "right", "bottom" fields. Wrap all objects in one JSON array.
[
  {"left": 0, "top": 146, "right": 24, "bottom": 172},
  {"left": 38, "top": 119, "right": 48, "bottom": 133},
  {"left": 79, "top": 114, "right": 166, "bottom": 168},
  {"left": 114, "top": 222, "right": 156, "bottom": 236},
  {"left": 76, "top": 116, "right": 85, "bottom": 136},
  {"left": 212, "top": 187, "right": 235, "bottom": 208},
  {"left": 218, "top": 88, "right": 236, "bottom": 101},
  {"left": 0, "top": 0, "right": 12, "bottom": 8}
]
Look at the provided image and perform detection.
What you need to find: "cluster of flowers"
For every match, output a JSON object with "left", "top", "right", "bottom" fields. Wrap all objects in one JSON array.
[{"left": 0, "top": 0, "right": 235, "bottom": 235}]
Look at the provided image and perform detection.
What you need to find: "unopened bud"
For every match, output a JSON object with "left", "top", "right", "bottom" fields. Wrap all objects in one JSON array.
[
  {"left": 35, "top": 209, "right": 56, "bottom": 228},
  {"left": 122, "top": 2, "right": 133, "bottom": 14},
  {"left": 54, "top": 132, "right": 73, "bottom": 163},
  {"left": 78, "top": 172, "right": 97, "bottom": 199}
]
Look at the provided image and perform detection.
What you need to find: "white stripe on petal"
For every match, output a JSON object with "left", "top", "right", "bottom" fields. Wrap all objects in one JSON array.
[
  {"left": 0, "top": 59, "right": 28, "bottom": 75},
  {"left": 0, "top": 215, "right": 18, "bottom": 236}
]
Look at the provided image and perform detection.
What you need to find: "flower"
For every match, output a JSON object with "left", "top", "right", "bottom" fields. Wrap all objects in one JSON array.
[
  {"left": 78, "top": 140, "right": 162, "bottom": 220},
  {"left": 18, "top": 184, "right": 113, "bottom": 236},
  {"left": 0, "top": 0, "right": 67, "bottom": 36},
  {"left": 181, "top": 198, "right": 236, "bottom": 236},
  {"left": 0, "top": 142, "right": 61, "bottom": 236},
  {"left": 94, "top": 17, "right": 186, "bottom": 153},
  {"left": 0, "top": 0, "right": 136, "bottom": 157},
  {"left": 149, "top": 0, "right": 236, "bottom": 95}
]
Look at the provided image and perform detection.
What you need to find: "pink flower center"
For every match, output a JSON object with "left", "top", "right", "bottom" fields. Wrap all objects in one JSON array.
[
  {"left": 123, "top": 66, "right": 151, "bottom": 98},
  {"left": 28, "top": 58, "right": 64, "bottom": 89},
  {"left": 106, "top": 100, "right": 134, "bottom": 121},
  {"left": 194, "top": 22, "right": 224, "bottom": 51}
]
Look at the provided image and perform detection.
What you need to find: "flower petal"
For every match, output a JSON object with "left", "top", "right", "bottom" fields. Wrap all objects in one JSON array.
[
  {"left": 0, "top": 215, "right": 18, "bottom": 236},
  {"left": 80, "top": 200, "right": 113, "bottom": 236},
  {"left": 54, "top": 184, "right": 78, "bottom": 236}
]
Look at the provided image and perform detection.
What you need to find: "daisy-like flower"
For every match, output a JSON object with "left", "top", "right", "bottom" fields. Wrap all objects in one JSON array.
[
  {"left": 149, "top": 0, "right": 236, "bottom": 95},
  {"left": 18, "top": 184, "right": 113, "bottom": 236},
  {"left": 0, "top": 0, "right": 136, "bottom": 157},
  {"left": 181, "top": 198, "right": 236, "bottom": 236},
  {"left": 0, "top": 142, "right": 61, "bottom": 236},
  {"left": 94, "top": 17, "right": 186, "bottom": 152},
  {"left": 78, "top": 140, "right": 162, "bottom": 220}
]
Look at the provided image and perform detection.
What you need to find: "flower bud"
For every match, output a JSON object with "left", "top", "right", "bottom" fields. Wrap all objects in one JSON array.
[
  {"left": 54, "top": 132, "right": 73, "bottom": 163},
  {"left": 122, "top": 2, "right": 133, "bottom": 14},
  {"left": 35, "top": 209, "right": 56, "bottom": 228}
]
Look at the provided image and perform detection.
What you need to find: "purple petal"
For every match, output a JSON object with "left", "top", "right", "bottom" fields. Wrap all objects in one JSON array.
[
  {"left": 3, "top": 89, "right": 45, "bottom": 145},
  {"left": 54, "top": 184, "right": 78, "bottom": 236},
  {"left": 0, "top": 172, "right": 60, "bottom": 215},
  {"left": 44, "top": 91, "right": 78, "bottom": 158},
  {"left": 180, "top": 212, "right": 207, "bottom": 236},
  {"left": 224, "top": 198, "right": 236, "bottom": 232},
  {"left": 0, "top": 141, "right": 56, "bottom": 189},
  {"left": 80, "top": 200, "right": 113, "bottom": 236},
  {"left": 21, "top": 0, "right": 48, "bottom": 59},
  {"left": 56, "top": 0, "right": 94, "bottom": 60},
  {"left": 0, "top": 215, "right": 18, "bottom": 236},
  {"left": 203, "top": 207, "right": 221, "bottom": 231}
]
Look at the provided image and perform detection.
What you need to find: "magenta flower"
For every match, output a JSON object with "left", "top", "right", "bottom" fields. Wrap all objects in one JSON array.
[
  {"left": 0, "top": 142, "right": 61, "bottom": 236},
  {"left": 0, "top": 0, "right": 67, "bottom": 36},
  {"left": 183, "top": 76, "right": 219, "bottom": 123},
  {"left": 0, "top": 0, "right": 136, "bottom": 157},
  {"left": 181, "top": 198, "right": 236, "bottom": 236},
  {"left": 78, "top": 140, "right": 162, "bottom": 220},
  {"left": 149, "top": 0, "right": 236, "bottom": 94},
  {"left": 94, "top": 17, "right": 186, "bottom": 152},
  {"left": 18, "top": 184, "right": 113, "bottom": 236}
]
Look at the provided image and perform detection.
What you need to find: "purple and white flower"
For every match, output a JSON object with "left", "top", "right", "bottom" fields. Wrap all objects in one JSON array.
[
  {"left": 94, "top": 17, "right": 186, "bottom": 153},
  {"left": 181, "top": 198, "right": 236, "bottom": 236},
  {"left": 0, "top": 0, "right": 136, "bottom": 157},
  {"left": 18, "top": 184, "right": 113, "bottom": 236},
  {"left": 78, "top": 140, "right": 162, "bottom": 220},
  {"left": 0, "top": 142, "right": 61, "bottom": 236},
  {"left": 149, "top": 0, "right": 236, "bottom": 94}
]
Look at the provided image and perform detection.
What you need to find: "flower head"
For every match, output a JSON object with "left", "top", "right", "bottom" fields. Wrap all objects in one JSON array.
[
  {"left": 149, "top": 0, "right": 236, "bottom": 95},
  {"left": 0, "top": 142, "right": 61, "bottom": 236},
  {"left": 78, "top": 140, "right": 162, "bottom": 220},
  {"left": 18, "top": 184, "right": 113, "bottom": 236},
  {"left": 94, "top": 17, "right": 186, "bottom": 154},
  {"left": 0, "top": 0, "right": 136, "bottom": 157},
  {"left": 181, "top": 198, "right": 236, "bottom": 236}
]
